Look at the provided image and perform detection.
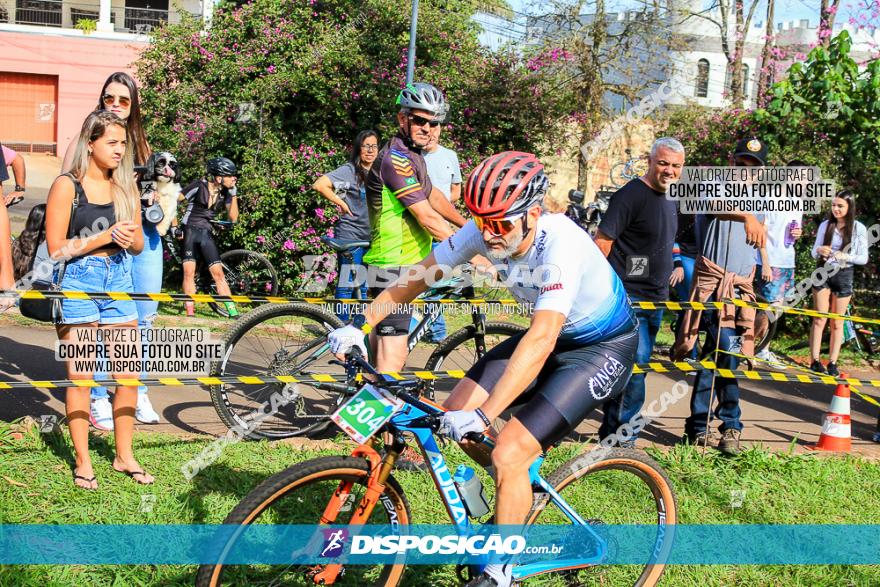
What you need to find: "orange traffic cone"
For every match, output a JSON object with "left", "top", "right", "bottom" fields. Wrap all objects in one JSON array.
[{"left": 809, "top": 378, "right": 852, "bottom": 452}]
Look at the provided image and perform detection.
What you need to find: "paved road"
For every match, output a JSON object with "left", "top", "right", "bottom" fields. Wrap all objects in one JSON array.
[{"left": 1, "top": 315, "right": 878, "bottom": 456}]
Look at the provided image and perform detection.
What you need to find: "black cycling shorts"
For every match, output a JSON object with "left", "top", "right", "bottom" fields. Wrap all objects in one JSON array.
[
  {"left": 182, "top": 226, "right": 221, "bottom": 266},
  {"left": 465, "top": 326, "right": 639, "bottom": 450},
  {"left": 366, "top": 265, "right": 414, "bottom": 337}
]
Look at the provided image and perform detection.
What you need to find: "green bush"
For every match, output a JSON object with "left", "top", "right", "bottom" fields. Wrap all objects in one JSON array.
[{"left": 136, "top": 0, "right": 569, "bottom": 294}]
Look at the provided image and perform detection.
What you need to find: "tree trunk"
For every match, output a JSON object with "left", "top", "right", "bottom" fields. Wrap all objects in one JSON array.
[
  {"left": 728, "top": 0, "right": 745, "bottom": 104},
  {"left": 756, "top": 0, "right": 775, "bottom": 104},
  {"left": 819, "top": 0, "right": 840, "bottom": 47}
]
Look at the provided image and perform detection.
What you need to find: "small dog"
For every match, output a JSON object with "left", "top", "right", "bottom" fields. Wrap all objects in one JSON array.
[{"left": 138, "top": 152, "right": 181, "bottom": 236}]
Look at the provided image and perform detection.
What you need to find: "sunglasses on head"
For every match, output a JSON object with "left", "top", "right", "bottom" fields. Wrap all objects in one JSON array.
[
  {"left": 473, "top": 214, "right": 523, "bottom": 236},
  {"left": 408, "top": 114, "right": 441, "bottom": 128},
  {"left": 103, "top": 93, "right": 131, "bottom": 108}
]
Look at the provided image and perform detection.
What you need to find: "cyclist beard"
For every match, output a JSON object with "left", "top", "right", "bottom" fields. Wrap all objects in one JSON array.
[{"left": 485, "top": 232, "right": 524, "bottom": 260}]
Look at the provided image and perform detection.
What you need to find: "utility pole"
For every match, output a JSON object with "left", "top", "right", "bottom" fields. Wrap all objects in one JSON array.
[{"left": 406, "top": 0, "right": 419, "bottom": 84}]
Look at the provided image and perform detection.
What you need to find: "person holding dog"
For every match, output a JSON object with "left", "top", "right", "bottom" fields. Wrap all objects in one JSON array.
[{"left": 62, "top": 72, "right": 162, "bottom": 429}]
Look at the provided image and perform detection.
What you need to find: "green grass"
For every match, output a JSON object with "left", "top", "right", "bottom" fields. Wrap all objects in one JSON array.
[{"left": 1, "top": 420, "right": 879, "bottom": 586}]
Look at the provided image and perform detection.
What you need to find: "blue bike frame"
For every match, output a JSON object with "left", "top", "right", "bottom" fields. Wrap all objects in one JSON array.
[{"left": 380, "top": 377, "right": 607, "bottom": 580}]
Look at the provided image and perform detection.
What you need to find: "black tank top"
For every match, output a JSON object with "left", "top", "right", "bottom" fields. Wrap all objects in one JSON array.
[{"left": 65, "top": 174, "right": 119, "bottom": 253}]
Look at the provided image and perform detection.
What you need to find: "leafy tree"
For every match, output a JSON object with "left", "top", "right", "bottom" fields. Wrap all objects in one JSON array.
[{"left": 136, "top": 0, "right": 569, "bottom": 292}]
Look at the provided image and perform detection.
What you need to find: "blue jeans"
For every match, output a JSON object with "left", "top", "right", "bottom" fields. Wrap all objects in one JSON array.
[
  {"left": 599, "top": 300, "right": 663, "bottom": 441},
  {"left": 334, "top": 244, "right": 368, "bottom": 322},
  {"left": 91, "top": 225, "right": 163, "bottom": 399},
  {"left": 684, "top": 311, "right": 743, "bottom": 436}
]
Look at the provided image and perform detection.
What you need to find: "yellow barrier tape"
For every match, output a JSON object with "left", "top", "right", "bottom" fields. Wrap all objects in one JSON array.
[
  {"left": 2, "top": 360, "right": 878, "bottom": 389},
  {"left": 4, "top": 289, "right": 880, "bottom": 325}
]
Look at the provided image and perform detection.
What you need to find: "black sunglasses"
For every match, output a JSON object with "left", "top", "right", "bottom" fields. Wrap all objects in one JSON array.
[{"left": 408, "top": 114, "right": 441, "bottom": 128}]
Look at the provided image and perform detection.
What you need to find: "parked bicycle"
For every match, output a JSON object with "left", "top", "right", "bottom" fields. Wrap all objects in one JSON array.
[
  {"left": 208, "top": 266, "right": 525, "bottom": 439},
  {"left": 609, "top": 149, "right": 648, "bottom": 188},
  {"left": 195, "top": 348, "right": 677, "bottom": 587},
  {"left": 163, "top": 219, "right": 278, "bottom": 317}
]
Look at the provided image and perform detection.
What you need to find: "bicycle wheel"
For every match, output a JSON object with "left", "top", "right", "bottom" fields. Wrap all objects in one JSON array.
[
  {"left": 210, "top": 249, "right": 279, "bottom": 317},
  {"left": 609, "top": 162, "right": 629, "bottom": 188},
  {"left": 423, "top": 322, "right": 526, "bottom": 399},
  {"left": 210, "top": 302, "right": 346, "bottom": 439},
  {"left": 524, "top": 448, "right": 676, "bottom": 587},
  {"left": 195, "top": 456, "right": 411, "bottom": 587}
]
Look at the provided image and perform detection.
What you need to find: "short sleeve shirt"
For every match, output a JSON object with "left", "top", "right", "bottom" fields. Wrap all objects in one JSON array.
[
  {"left": 325, "top": 162, "right": 370, "bottom": 241},
  {"left": 598, "top": 178, "right": 677, "bottom": 301},
  {"left": 363, "top": 133, "right": 434, "bottom": 267},
  {"left": 424, "top": 145, "right": 462, "bottom": 200},
  {"left": 433, "top": 214, "right": 635, "bottom": 344},
  {"left": 180, "top": 179, "right": 234, "bottom": 229}
]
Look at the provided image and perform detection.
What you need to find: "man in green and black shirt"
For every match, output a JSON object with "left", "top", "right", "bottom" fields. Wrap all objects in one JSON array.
[{"left": 363, "top": 82, "right": 466, "bottom": 371}]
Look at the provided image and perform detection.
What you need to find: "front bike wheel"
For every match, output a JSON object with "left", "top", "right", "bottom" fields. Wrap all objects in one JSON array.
[
  {"left": 210, "top": 249, "right": 279, "bottom": 317},
  {"left": 524, "top": 448, "right": 677, "bottom": 587},
  {"left": 209, "top": 302, "right": 346, "bottom": 439},
  {"left": 423, "top": 321, "right": 526, "bottom": 399},
  {"left": 609, "top": 162, "right": 629, "bottom": 188},
  {"left": 195, "top": 456, "right": 411, "bottom": 587}
]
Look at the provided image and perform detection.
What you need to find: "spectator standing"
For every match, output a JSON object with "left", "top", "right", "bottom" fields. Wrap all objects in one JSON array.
[
  {"left": 48, "top": 110, "right": 147, "bottom": 489},
  {"left": 809, "top": 189, "right": 868, "bottom": 376},
  {"left": 672, "top": 137, "right": 768, "bottom": 455},
  {"left": 63, "top": 72, "right": 161, "bottom": 429},
  {"left": 312, "top": 130, "right": 379, "bottom": 321},
  {"left": 420, "top": 117, "right": 464, "bottom": 342},
  {"left": 753, "top": 160, "right": 807, "bottom": 364},
  {"left": 594, "top": 137, "right": 684, "bottom": 446}
]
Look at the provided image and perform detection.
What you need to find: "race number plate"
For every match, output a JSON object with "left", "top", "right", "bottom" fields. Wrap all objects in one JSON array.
[{"left": 331, "top": 384, "right": 404, "bottom": 444}]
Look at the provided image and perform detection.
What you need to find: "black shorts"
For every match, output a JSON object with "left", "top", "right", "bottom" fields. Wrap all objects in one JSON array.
[
  {"left": 813, "top": 266, "right": 854, "bottom": 297},
  {"left": 367, "top": 265, "right": 414, "bottom": 337},
  {"left": 465, "top": 326, "right": 639, "bottom": 450},
  {"left": 183, "top": 226, "right": 221, "bottom": 266}
]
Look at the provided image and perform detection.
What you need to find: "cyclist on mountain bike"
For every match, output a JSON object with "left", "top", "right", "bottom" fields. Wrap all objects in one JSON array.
[
  {"left": 362, "top": 82, "right": 466, "bottom": 372},
  {"left": 179, "top": 156, "right": 240, "bottom": 317},
  {"left": 330, "top": 151, "right": 639, "bottom": 587}
]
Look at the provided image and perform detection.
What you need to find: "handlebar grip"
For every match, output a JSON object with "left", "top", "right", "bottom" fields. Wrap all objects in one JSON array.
[
  {"left": 463, "top": 431, "right": 485, "bottom": 443},
  {"left": 346, "top": 346, "right": 363, "bottom": 360}
]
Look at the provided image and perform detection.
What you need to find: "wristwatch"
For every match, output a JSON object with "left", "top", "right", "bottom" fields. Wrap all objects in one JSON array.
[{"left": 14, "top": 185, "right": 24, "bottom": 193}]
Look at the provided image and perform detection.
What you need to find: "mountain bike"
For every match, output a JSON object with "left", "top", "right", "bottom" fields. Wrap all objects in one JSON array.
[
  {"left": 564, "top": 187, "right": 615, "bottom": 237},
  {"left": 163, "top": 220, "right": 278, "bottom": 317},
  {"left": 195, "top": 349, "right": 677, "bottom": 587},
  {"left": 609, "top": 149, "right": 648, "bottom": 188},
  {"left": 208, "top": 268, "right": 525, "bottom": 439}
]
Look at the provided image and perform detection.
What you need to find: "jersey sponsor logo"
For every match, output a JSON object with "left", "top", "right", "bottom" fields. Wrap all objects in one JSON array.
[
  {"left": 588, "top": 354, "right": 626, "bottom": 400},
  {"left": 540, "top": 282, "right": 563, "bottom": 294},
  {"left": 535, "top": 230, "right": 548, "bottom": 257},
  {"left": 390, "top": 151, "right": 415, "bottom": 177}
]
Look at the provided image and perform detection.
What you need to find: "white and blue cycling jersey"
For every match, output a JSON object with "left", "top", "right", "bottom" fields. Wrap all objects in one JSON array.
[{"left": 433, "top": 213, "right": 636, "bottom": 344}]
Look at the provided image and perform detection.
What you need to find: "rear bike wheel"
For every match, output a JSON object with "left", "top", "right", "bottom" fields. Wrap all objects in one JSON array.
[
  {"left": 609, "top": 162, "right": 629, "bottom": 188},
  {"left": 524, "top": 448, "right": 677, "bottom": 587},
  {"left": 195, "top": 456, "right": 411, "bottom": 587},
  {"left": 209, "top": 302, "right": 346, "bottom": 439},
  {"left": 209, "top": 249, "right": 279, "bottom": 317},
  {"left": 423, "top": 321, "right": 526, "bottom": 400}
]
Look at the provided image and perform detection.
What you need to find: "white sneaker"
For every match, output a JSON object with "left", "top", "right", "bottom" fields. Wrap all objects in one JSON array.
[
  {"left": 136, "top": 394, "right": 161, "bottom": 424},
  {"left": 90, "top": 397, "right": 114, "bottom": 431},
  {"left": 756, "top": 349, "right": 787, "bottom": 369}
]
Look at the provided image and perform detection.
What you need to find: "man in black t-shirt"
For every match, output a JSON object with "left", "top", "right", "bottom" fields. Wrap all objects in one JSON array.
[{"left": 594, "top": 137, "right": 685, "bottom": 445}]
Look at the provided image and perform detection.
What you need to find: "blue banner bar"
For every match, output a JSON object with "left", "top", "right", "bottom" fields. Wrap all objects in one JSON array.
[{"left": 0, "top": 525, "right": 878, "bottom": 565}]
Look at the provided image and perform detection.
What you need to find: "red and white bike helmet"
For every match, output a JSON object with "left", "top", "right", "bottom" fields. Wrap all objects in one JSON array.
[{"left": 464, "top": 151, "right": 549, "bottom": 218}]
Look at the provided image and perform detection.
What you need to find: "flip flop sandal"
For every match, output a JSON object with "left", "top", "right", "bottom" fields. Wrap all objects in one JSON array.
[
  {"left": 73, "top": 472, "right": 97, "bottom": 490},
  {"left": 115, "top": 468, "right": 154, "bottom": 485}
]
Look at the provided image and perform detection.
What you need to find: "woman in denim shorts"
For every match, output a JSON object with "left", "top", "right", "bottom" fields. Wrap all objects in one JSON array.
[{"left": 46, "top": 111, "right": 147, "bottom": 490}]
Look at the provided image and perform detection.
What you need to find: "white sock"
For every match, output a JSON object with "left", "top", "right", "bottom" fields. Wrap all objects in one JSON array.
[{"left": 483, "top": 563, "right": 512, "bottom": 587}]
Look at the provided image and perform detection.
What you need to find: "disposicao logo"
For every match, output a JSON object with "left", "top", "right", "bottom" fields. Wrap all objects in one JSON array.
[{"left": 320, "top": 528, "right": 349, "bottom": 558}]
